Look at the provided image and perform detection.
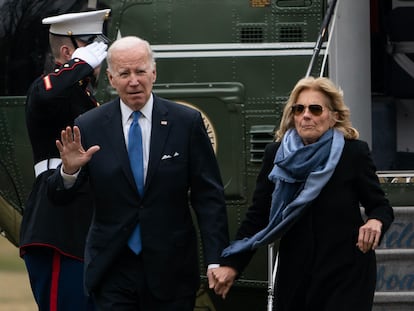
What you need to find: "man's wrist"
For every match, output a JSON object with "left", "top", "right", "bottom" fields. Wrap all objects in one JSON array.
[{"left": 61, "top": 166, "right": 80, "bottom": 189}]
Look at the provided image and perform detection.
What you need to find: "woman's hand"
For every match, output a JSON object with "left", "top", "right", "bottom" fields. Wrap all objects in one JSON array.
[{"left": 356, "top": 219, "right": 383, "bottom": 253}]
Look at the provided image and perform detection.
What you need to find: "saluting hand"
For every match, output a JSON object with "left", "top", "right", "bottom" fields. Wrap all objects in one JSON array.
[
  {"left": 72, "top": 41, "right": 108, "bottom": 69},
  {"left": 56, "top": 126, "right": 100, "bottom": 175}
]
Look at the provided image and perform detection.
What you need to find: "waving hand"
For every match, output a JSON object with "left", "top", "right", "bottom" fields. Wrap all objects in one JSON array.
[{"left": 56, "top": 126, "right": 100, "bottom": 175}]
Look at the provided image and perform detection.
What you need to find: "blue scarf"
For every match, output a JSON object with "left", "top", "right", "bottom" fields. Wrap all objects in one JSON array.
[{"left": 222, "top": 128, "right": 344, "bottom": 257}]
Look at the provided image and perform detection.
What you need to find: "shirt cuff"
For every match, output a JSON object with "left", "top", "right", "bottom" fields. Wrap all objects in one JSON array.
[{"left": 61, "top": 166, "right": 80, "bottom": 189}]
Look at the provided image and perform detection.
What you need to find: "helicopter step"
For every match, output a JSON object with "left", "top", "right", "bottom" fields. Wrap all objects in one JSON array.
[{"left": 373, "top": 205, "right": 414, "bottom": 311}]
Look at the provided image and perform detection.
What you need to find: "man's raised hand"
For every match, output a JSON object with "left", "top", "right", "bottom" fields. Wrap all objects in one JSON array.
[{"left": 56, "top": 126, "right": 100, "bottom": 175}]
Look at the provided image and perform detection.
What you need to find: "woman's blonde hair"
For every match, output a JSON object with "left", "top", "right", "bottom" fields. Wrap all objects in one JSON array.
[{"left": 275, "top": 76, "right": 359, "bottom": 141}]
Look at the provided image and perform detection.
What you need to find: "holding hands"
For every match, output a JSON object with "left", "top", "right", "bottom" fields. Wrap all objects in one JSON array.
[{"left": 208, "top": 266, "right": 237, "bottom": 299}]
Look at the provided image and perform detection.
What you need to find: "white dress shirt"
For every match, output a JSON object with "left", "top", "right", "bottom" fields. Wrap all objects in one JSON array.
[{"left": 120, "top": 95, "right": 153, "bottom": 182}]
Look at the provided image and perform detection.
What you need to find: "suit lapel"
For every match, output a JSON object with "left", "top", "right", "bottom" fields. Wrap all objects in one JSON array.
[
  {"left": 101, "top": 99, "right": 137, "bottom": 192},
  {"left": 145, "top": 96, "right": 170, "bottom": 190}
]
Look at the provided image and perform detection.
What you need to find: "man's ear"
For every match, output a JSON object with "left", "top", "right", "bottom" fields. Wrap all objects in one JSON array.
[
  {"left": 61, "top": 45, "right": 73, "bottom": 61},
  {"left": 106, "top": 70, "right": 115, "bottom": 88},
  {"left": 152, "top": 66, "right": 157, "bottom": 83}
]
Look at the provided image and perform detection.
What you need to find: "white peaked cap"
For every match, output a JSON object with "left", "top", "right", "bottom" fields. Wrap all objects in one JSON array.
[{"left": 42, "top": 9, "right": 111, "bottom": 36}]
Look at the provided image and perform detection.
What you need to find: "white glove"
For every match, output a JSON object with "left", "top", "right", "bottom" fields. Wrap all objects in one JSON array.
[{"left": 72, "top": 41, "right": 108, "bottom": 69}]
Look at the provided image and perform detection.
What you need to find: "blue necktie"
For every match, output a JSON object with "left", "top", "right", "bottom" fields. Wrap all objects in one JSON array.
[{"left": 127, "top": 111, "right": 144, "bottom": 254}]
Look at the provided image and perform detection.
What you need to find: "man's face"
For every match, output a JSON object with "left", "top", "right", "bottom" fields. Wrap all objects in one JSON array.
[{"left": 107, "top": 45, "right": 156, "bottom": 110}]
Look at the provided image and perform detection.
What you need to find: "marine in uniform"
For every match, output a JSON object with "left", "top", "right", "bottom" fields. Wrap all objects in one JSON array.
[{"left": 19, "top": 9, "right": 110, "bottom": 311}]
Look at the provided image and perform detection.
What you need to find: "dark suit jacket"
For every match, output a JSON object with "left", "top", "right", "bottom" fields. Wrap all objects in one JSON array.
[
  {"left": 221, "top": 139, "right": 394, "bottom": 310},
  {"left": 49, "top": 94, "right": 229, "bottom": 300}
]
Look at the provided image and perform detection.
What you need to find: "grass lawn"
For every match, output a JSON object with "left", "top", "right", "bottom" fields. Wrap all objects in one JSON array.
[{"left": 0, "top": 236, "right": 36, "bottom": 310}]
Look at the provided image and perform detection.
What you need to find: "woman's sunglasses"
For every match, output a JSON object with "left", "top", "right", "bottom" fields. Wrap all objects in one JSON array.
[{"left": 291, "top": 104, "right": 324, "bottom": 116}]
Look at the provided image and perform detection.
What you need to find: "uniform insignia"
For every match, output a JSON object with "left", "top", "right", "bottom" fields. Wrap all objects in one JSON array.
[{"left": 43, "top": 76, "right": 52, "bottom": 91}]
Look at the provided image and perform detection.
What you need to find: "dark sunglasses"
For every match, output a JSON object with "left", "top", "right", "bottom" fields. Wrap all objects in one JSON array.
[{"left": 291, "top": 104, "right": 324, "bottom": 116}]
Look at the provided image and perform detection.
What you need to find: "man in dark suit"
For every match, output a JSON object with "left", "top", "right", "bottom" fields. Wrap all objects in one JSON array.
[{"left": 48, "top": 36, "right": 229, "bottom": 310}]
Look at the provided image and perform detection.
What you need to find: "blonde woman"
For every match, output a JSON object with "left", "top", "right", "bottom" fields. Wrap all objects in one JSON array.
[{"left": 214, "top": 76, "right": 394, "bottom": 311}]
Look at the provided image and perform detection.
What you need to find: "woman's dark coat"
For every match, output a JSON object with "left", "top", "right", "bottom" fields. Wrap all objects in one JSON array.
[{"left": 221, "top": 139, "right": 394, "bottom": 311}]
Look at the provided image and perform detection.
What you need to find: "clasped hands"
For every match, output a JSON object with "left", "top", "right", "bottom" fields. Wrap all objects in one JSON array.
[{"left": 207, "top": 266, "right": 237, "bottom": 299}]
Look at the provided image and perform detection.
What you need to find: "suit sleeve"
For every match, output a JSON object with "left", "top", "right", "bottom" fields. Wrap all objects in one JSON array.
[
  {"left": 188, "top": 111, "right": 229, "bottom": 265},
  {"left": 47, "top": 165, "right": 89, "bottom": 205},
  {"left": 220, "top": 142, "right": 277, "bottom": 273},
  {"left": 47, "top": 117, "right": 90, "bottom": 206}
]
